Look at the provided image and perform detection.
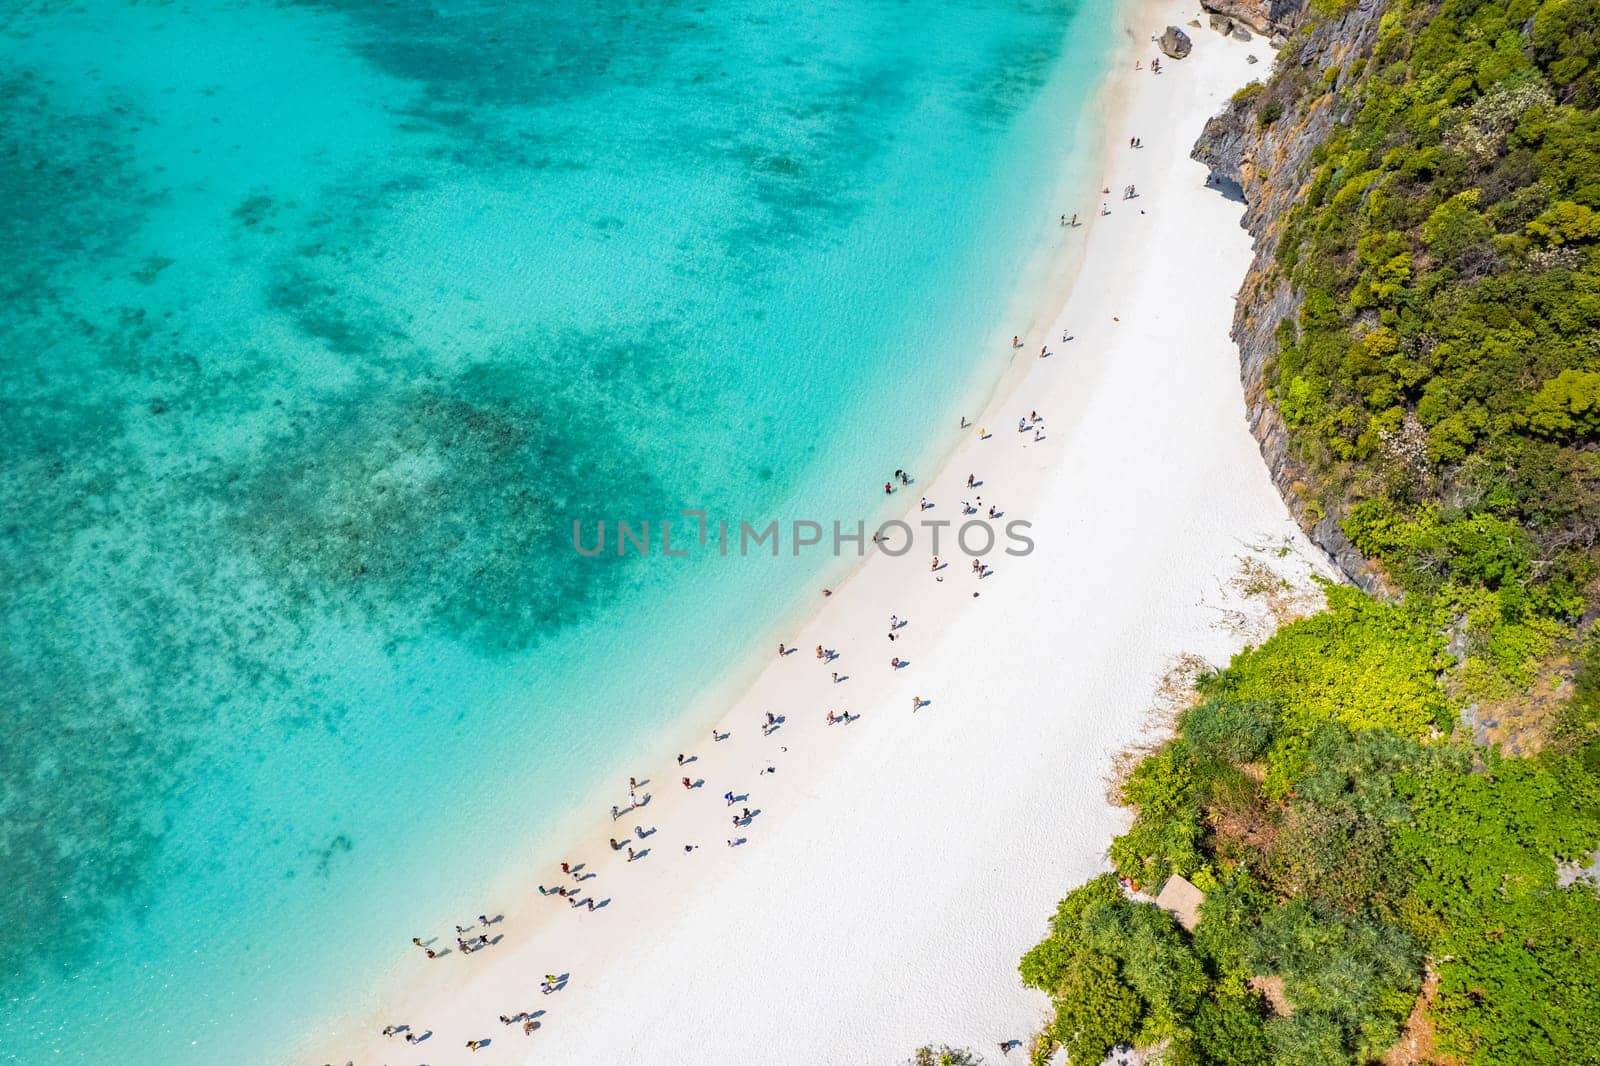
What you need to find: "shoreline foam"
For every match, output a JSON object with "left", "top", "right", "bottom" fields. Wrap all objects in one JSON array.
[{"left": 317, "top": 5, "right": 1334, "bottom": 1063}]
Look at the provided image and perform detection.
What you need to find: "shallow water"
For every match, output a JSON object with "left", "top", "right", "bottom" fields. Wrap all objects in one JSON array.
[{"left": 0, "top": 1, "right": 1115, "bottom": 1060}]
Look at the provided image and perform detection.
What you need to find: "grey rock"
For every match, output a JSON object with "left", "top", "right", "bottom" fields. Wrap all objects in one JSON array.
[
  {"left": 1246, "top": 53, "right": 1260, "bottom": 63},
  {"left": 1209, "top": 12, "right": 1235, "bottom": 33},
  {"left": 1160, "top": 25, "right": 1193, "bottom": 59},
  {"left": 1232, "top": 25, "right": 1253, "bottom": 40},
  {"left": 1270, "top": 32, "right": 1288, "bottom": 47},
  {"left": 1200, "top": 0, "right": 1306, "bottom": 36}
]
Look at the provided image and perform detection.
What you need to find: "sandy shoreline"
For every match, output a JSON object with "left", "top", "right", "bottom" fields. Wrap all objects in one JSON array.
[{"left": 316, "top": 6, "right": 1332, "bottom": 1064}]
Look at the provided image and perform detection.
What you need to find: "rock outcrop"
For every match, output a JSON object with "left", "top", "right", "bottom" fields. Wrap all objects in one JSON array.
[
  {"left": 1191, "top": 0, "right": 1389, "bottom": 590},
  {"left": 1160, "top": 26, "right": 1194, "bottom": 58},
  {"left": 1200, "top": 0, "right": 1307, "bottom": 36}
]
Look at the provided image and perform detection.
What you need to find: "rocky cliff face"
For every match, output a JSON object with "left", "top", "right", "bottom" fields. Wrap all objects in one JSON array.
[{"left": 1191, "top": 0, "right": 1388, "bottom": 590}]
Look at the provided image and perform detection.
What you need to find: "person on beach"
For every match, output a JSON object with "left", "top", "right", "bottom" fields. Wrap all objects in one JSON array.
[
  {"left": 724, "top": 790, "right": 735, "bottom": 806},
  {"left": 560, "top": 862, "right": 572, "bottom": 875},
  {"left": 467, "top": 1040, "right": 484, "bottom": 1051},
  {"left": 931, "top": 556, "right": 940, "bottom": 571},
  {"left": 523, "top": 1020, "right": 539, "bottom": 1035},
  {"left": 888, "top": 631, "right": 897, "bottom": 642},
  {"left": 1070, "top": 212, "right": 1078, "bottom": 226},
  {"left": 610, "top": 804, "right": 620, "bottom": 821},
  {"left": 384, "top": 1025, "right": 397, "bottom": 1037},
  {"left": 1011, "top": 335, "right": 1021, "bottom": 348},
  {"left": 815, "top": 644, "right": 824, "bottom": 660},
  {"left": 831, "top": 670, "right": 839, "bottom": 683},
  {"left": 610, "top": 838, "right": 622, "bottom": 851},
  {"left": 826, "top": 710, "right": 837, "bottom": 724},
  {"left": 891, "top": 656, "right": 902, "bottom": 668},
  {"left": 890, "top": 614, "right": 899, "bottom": 629},
  {"left": 405, "top": 1033, "right": 420, "bottom": 1044},
  {"left": 627, "top": 846, "right": 636, "bottom": 861},
  {"left": 960, "top": 416, "right": 970, "bottom": 428},
  {"left": 912, "top": 695, "right": 921, "bottom": 711},
  {"left": 1040, "top": 345, "right": 1049, "bottom": 358},
  {"left": 411, "top": 937, "right": 423, "bottom": 947},
  {"left": 628, "top": 789, "right": 638, "bottom": 808},
  {"left": 920, "top": 495, "right": 929, "bottom": 510},
  {"left": 682, "top": 776, "right": 692, "bottom": 789},
  {"left": 777, "top": 643, "right": 785, "bottom": 657},
  {"left": 628, "top": 776, "right": 637, "bottom": 790},
  {"left": 478, "top": 914, "right": 489, "bottom": 926},
  {"left": 966, "top": 473, "right": 975, "bottom": 488}
]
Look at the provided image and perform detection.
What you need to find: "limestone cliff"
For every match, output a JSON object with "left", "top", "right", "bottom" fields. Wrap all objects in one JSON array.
[{"left": 1192, "top": 0, "right": 1387, "bottom": 590}]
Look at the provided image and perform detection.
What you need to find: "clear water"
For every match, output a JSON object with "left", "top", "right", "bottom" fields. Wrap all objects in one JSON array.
[{"left": 0, "top": 0, "right": 1115, "bottom": 1061}]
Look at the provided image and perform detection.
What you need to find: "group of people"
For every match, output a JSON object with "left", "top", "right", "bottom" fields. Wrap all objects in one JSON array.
[{"left": 371, "top": 398, "right": 1059, "bottom": 1059}]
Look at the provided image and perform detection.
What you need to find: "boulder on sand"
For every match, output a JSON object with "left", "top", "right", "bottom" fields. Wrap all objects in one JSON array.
[
  {"left": 1208, "top": 11, "right": 1234, "bottom": 33},
  {"left": 1160, "top": 25, "right": 1193, "bottom": 59}
]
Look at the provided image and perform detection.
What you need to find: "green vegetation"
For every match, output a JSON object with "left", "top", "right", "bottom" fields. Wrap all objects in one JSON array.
[
  {"left": 1020, "top": 0, "right": 1600, "bottom": 1060},
  {"left": 905, "top": 1047, "right": 983, "bottom": 1066},
  {"left": 1271, "top": 0, "right": 1600, "bottom": 616},
  {"left": 1024, "top": 593, "right": 1600, "bottom": 1063}
]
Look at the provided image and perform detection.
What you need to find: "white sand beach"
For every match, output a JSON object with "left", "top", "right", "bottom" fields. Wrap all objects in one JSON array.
[{"left": 323, "top": 6, "right": 1334, "bottom": 1063}]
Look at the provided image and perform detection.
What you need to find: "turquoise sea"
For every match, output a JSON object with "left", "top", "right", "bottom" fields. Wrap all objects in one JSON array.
[{"left": 0, "top": 1, "right": 1117, "bottom": 1061}]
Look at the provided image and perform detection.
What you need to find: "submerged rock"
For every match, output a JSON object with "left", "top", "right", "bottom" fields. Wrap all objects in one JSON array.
[{"left": 1160, "top": 26, "right": 1193, "bottom": 59}]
